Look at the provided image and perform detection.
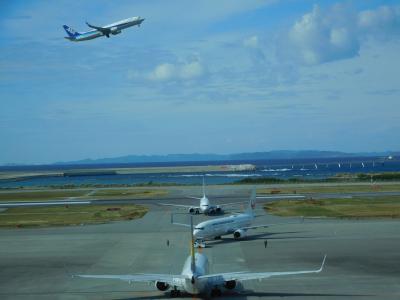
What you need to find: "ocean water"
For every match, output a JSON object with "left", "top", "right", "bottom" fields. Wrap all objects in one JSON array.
[{"left": 1, "top": 157, "right": 399, "bottom": 188}]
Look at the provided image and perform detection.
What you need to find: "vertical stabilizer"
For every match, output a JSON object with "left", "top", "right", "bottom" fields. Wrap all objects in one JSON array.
[
  {"left": 190, "top": 216, "right": 196, "bottom": 273},
  {"left": 202, "top": 176, "right": 206, "bottom": 198},
  {"left": 245, "top": 188, "right": 256, "bottom": 216},
  {"left": 63, "top": 25, "right": 80, "bottom": 38}
]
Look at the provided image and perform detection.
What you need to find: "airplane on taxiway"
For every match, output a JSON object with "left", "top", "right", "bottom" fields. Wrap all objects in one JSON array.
[
  {"left": 173, "top": 189, "right": 291, "bottom": 244},
  {"left": 161, "top": 176, "right": 244, "bottom": 215},
  {"left": 63, "top": 16, "right": 144, "bottom": 42},
  {"left": 75, "top": 216, "right": 326, "bottom": 297}
]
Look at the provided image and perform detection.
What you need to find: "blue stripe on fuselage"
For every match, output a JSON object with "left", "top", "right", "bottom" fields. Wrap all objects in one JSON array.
[{"left": 74, "top": 30, "right": 102, "bottom": 41}]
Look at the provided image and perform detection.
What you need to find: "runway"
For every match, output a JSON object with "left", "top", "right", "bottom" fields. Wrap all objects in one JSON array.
[
  {"left": 2, "top": 190, "right": 400, "bottom": 208},
  {"left": 0, "top": 196, "right": 399, "bottom": 299}
]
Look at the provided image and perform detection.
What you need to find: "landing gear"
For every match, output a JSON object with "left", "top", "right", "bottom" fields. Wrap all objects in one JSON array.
[
  {"left": 170, "top": 286, "right": 181, "bottom": 297},
  {"left": 211, "top": 287, "right": 222, "bottom": 297},
  {"left": 194, "top": 239, "right": 206, "bottom": 248},
  {"left": 214, "top": 236, "right": 222, "bottom": 240}
]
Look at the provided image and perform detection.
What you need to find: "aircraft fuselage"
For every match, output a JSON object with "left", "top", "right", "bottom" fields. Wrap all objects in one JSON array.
[
  {"left": 63, "top": 16, "right": 144, "bottom": 42},
  {"left": 193, "top": 213, "right": 253, "bottom": 240}
]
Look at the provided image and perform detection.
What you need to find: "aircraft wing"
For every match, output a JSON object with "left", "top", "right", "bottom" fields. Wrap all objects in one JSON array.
[
  {"left": 170, "top": 213, "right": 191, "bottom": 227},
  {"left": 86, "top": 22, "right": 111, "bottom": 36},
  {"left": 199, "top": 255, "right": 326, "bottom": 283},
  {"left": 239, "top": 223, "right": 293, "bottom": 230},
  {"left": 187, "top": 196, "right": 202, "bottom": 200},
  {"left": 241, "top": 224, "right": 271, "bottom": 230},
  {"left": 256, "top": 195, "right": 306, "bottom": 200},
  {"left": 217, "top": 201, "right": 247, "bottom": 207},
  {"left": 159, "top": 203, "right": 199, "bottom": 210},
  {"left": 75, "top": 273, "right": 186, "bottom": 287},
  {"left": 241, "top": 218, "right": 304, "bottom": 230}
]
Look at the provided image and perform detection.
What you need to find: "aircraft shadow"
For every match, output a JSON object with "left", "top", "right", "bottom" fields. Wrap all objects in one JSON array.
[
  {"left": 203, "top": 231, "right": 316, "bottom": 247},
  {"left": 223, "top": 290, "right": 373, "bottom": 299},
  {"left": 113, "top": 290, "right": 372, "bottom": 300}
]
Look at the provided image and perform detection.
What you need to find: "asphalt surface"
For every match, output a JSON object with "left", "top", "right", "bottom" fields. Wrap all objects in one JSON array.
[
  {"left": 2, "top": 190, "right": 400, "bottom": 208},
  {"left": 0, "top": 196, "right": 399, "bottom": 299}
]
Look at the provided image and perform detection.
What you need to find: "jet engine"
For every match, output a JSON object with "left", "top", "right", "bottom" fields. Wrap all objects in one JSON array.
[
  {"left": 189, "top": 207, "right": 195, "bottom": 214},
  {"left": 188, "top": 207, "right": 200, "bottom": 214},
  {"left": 110, "top": 27, "right": 121, "bottom": 35},
  {"left": 233, "top": 229, "right": 247, "bottom": 239},
  {"left": 224, "top": 280, "right": 237, "bottom": 290},
  {"left": 155, "top": 281, "right": 170, "bottom": 291},
  {"left": 215, "top": 206, "right": 222, "bottom": 213}
]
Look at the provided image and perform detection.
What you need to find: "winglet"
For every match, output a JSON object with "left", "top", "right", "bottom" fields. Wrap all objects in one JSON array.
[{"left": 318, "top": 255, "right": 327, "bottom": 272}]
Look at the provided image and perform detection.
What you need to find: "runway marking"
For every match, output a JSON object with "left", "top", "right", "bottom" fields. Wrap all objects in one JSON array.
[
  {"left": 257, "top": 195, "right": 306, "bottom": 199},
  {"left": 1, "top": 211, "right": 92, "bottom": 215},
  {"left": 0, "top": 201, "right": 91, "bottom": 207}
]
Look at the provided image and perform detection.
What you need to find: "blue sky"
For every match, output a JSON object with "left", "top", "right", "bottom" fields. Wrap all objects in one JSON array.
[{"left": 0, "top": 0, "right": 399, "bottom": 164}]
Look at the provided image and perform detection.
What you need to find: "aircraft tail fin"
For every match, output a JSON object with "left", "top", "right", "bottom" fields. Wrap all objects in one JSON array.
[
  {"left": 63, "top": 25, "right": 80, "bottom": 38},
  {"left": 245, "top": 188, "right": 257, "bottom": 216},
  {"left": 202, "top": 176, "right": 206, "bottom": 198},
  {"left": 189, "top": 216, "right": 196, "bottom": 273}
]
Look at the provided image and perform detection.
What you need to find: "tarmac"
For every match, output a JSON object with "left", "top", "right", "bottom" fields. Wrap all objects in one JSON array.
[{"left": 0, "top": 196, "right": 399, "bottom": 299}]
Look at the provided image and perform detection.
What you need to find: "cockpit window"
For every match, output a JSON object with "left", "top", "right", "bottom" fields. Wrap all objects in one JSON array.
[{"left": 195, "top": 227, "right": 204, "bottom": 230}]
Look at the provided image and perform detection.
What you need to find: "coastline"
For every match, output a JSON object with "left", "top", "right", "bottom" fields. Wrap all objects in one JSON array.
[{"left": 0, "top": 164, "right": 256, "bottom": 182}]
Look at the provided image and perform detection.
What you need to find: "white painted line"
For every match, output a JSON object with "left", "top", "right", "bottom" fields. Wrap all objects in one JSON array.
[
  {"left": 0, "top": 201, "right": 91, "bottom": 207},
  {"left": 256, "top": 195, "right": 306, "bottom": 199}
]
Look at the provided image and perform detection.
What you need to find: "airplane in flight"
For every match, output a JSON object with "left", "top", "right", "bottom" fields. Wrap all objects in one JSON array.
[
  {"left": 161, "top": 177, "right": 243, "bottom": 215},
  {"left": 75, "top": 216, "right": 326, "bottom": 297},
  {"left": 173, "top": 189, "right": 287, "bottom": 244},
  {"left": 63, "top": 16, "right": 144, "bottom": 42}
]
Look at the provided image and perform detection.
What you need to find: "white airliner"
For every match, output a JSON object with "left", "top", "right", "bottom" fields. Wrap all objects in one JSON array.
[
  {"left": 63, "top": 16, "right": 144, "bottom": 42},
  {"left": 75, "top": 217, "right": 326, "bottom": 297},
  {"left": 174, "top": 190, "right": 282, "bottom": 242},
  {"left": 161, "top": 177, "right": 243, "bottom": 215}
]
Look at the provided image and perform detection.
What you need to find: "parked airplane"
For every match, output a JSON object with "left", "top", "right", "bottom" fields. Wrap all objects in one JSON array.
[
  {"left": 161, "top": 177, "right": 243, "bottom": 215},
  {"left": 75, "top": 216, "right": 326, "bottom": 297},
  {"left": 173, "top": 189, "right": 282, "bottom": 243},
  {"left": 63, "top": 16, "right": 144, "bottom": 42}
]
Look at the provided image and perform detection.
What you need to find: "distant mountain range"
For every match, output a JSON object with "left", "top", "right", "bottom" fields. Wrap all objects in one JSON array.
[{"left": 54, "top": 150, "right": 399, "bottom": 165}]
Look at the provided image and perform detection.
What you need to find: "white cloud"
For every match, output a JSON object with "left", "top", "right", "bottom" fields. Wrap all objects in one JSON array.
[
  {"left": 149, "top": 63, "right": 177, "bottom": 81},
  {"left": 285, "top": 4, "right": 400, "bottom": 65},
  {"left": 287, "top": 5, "right": 359, "bottom": 64},
  {"left": 358, "top": 6, "right": 400, "bottom": 30},
  {"left": 180, "top": 61, "right": 204, "bottom": 79},
  {"left": 148, "top": 61, "right": 205, "bottom": 81},
  {"left": 243, "top": 35, "right": 259, "bottom": 48}
]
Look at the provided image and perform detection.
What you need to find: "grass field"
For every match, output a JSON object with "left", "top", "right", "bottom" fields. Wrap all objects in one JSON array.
[
  {"left": 258, "top": 183, "right": 400, "bottom": 195},
  {"left": 0, "top": 188, "right": 168, "bottom": 201},
  {"left": 0, "top": 190, "right": 89, "bottom": 201},
  {"left": 0, "top": 204, "right": 148, "bottom": 228},
  {"left": 264, "top": 196, "right": 400, "bottom": 218},
  {"left": 91, "top": 188, "right": 168, "bottom": 199}
]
